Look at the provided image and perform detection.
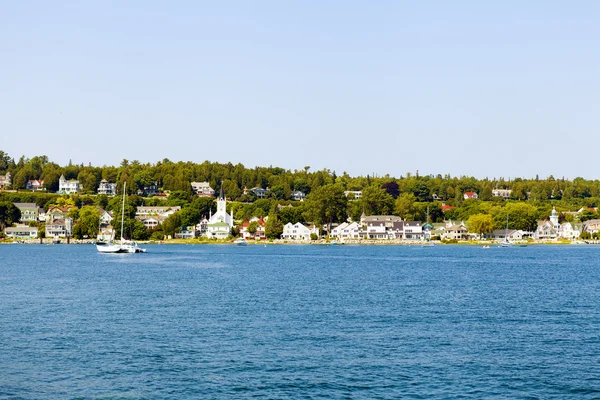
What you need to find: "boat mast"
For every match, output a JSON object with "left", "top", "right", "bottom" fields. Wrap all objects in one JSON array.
[{"left": 121, "top": 182, "right": 126, "bottom": 243}]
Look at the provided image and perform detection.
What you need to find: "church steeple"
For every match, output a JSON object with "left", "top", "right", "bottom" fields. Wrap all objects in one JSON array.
[{"left": 219, "top": 182, "right": 224, "bottom": 200}]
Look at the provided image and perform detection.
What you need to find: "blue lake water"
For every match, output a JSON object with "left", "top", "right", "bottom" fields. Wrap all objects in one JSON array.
[{"left": 1, "top": 244, "right": 599, "bottom": 399}]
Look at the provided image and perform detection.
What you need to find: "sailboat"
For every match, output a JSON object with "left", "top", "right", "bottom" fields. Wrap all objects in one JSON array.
[
  {"left": 96, "top": 182, "right": 146, "bottom": 253},
  {"left": 499, "top": 215, "right": 513, "bottom": 247},
  {"left": 422, "top": 206, "right": 435, "bottom": 247}
]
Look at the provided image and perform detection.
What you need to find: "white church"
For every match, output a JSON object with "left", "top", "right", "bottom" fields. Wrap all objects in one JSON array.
[{"left": 205, "top": 186, "right": 234, "bottom": 239}]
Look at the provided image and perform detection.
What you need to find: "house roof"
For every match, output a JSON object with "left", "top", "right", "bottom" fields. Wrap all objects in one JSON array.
[{"left": 13, "top": 202, "right": 38, "bottom": 209}]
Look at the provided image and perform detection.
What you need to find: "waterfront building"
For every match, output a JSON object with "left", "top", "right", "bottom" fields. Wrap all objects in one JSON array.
[
  {"left": 5, "top": 225, "right": 38, "bottom": 239},
  {"left": 282, "top": 222, "right": 318, "bottom": 241},
  {"left": 13, "top": 202, "right": 43, "bottom": 222},
  {"left": 174, "top": 226, "right": 197, "bottom": 239}
]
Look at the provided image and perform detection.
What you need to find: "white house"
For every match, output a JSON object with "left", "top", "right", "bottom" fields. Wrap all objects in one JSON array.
[
  {"left": 5, "top": 225, "right": 38, "bottom": 239},
  {"left": 365, "top": 221, "right": 387, "bottom": 239},
  {"left": 282, "top": 222, "right": 318, "bottom": 241},
  {"left": 403, "top": 221, "right": 424, "bottom": 239},
  {"left": 330, "top": 222, "right": 349, "bottom": 238},
  {"left": 535, "top": 207, "right": 580, "bottom": 240},
  {"left": 191, "top": 181, "right": 215, "bottom": 197},
  {"left": 463, "top": 191, "right": 478, "bottom": 200},
  {"left": 59, "top": 174, "right": 80, "bottom": 194}
]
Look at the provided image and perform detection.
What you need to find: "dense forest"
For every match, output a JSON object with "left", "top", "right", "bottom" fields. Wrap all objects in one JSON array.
[{"left": 1, "top": 150, "right": 600, "bottom": 239}]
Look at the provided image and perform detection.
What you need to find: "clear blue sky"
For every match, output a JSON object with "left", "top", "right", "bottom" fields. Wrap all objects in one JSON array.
[{"left": 2, "top": 1, "right": 599, "bottom": 179}]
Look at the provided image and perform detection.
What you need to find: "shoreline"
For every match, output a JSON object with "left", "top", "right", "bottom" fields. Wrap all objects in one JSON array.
[{"left": 1, "top": 238, "right": 597, "bottom": 246}]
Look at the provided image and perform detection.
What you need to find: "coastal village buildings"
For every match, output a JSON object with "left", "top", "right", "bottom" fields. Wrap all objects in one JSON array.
[
  {"left": 535, "top": 207, "right": 582, "bottom": 240},
  {"left": 58, "top": 175, "right": 80, "bottom": 194},
  {"left": 97, "top": 180, "right": 117, "bottom": 195},
  {"left": 0, "top": 172, "right": 11, "bottom": 189},
  {"left": 463, "top": 191, "right": 478, "bottom": 200},
  {"left": 191, "top": 181, "right": 215, "bottom": 197}
]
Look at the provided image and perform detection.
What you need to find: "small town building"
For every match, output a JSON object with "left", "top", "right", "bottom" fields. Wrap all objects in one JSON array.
[
  {"left": 492, "top": 188, "right": 512, "bottom": 200},
  {"left": 463, "top": 191, "right": 478, "bottom": 200},
  {"left": 191, "top": 181, "right": 215, "bottom": 197},
  {"left": 442, "top": 222, "right": 469, "bottom": 240},
  {"left": 282, "top": 222, "right": 319, "bottom": 241},
  {"left": 58, "top": 174, "right": 80, "bottom": 194},
  {"left": 583, "top": 219, "right": 600, "bottom": 234},
  {"left": 291, "top": 190, "right": 306, "bottom": 201},
  {"left": 13, "top": 202, "right": 43, "bottom": 222},
  {"left": 175, "top": 226, "right": 197, "bottom": 239},
  {"left": 239, "top": 218, "right": 266, "bottom": 240},
  {"left": 0, "top": 172, "right": 11, "bottom": 189},
  {"left": 26, "top": 179, "right": 45, "bottom": 191},
  {"left": 97, "top": 180, "right": 117, "bottom": 195},
  {"left": 5, "top": 225, "right": 38, "bottom": 239},
  {"left": 46, "top": 218, "right": 73, "bottom": 238}
]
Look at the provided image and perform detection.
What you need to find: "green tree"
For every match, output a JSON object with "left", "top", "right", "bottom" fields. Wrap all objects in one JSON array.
[
  {"left": 0, "top": 202, "right": 21, "bottom": 230},
  {"left": 248, "top": 221, "right": 259, "bottom": 235},
  {"left": 362, "top": 185, "right": 394, "bottom": 215},
  {"left": 303, "top": 184, "right": 348, "bottom": 234},
  {"left": 467, "top": 213, "right": 494, "bottom": 237},
  {"left": 72, "top": 205, "right": 100, "bottom": 239},
  {"left": 394, "top": 193, "right": 418, "bottom": 220},
  {"left": 265, "top": 213, "right": 283, "bottom": 239}
]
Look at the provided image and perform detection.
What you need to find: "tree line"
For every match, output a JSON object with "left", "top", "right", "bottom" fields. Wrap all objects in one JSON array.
[{"left": 2, "top": 150, "right": 600, "bottom": 240}]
